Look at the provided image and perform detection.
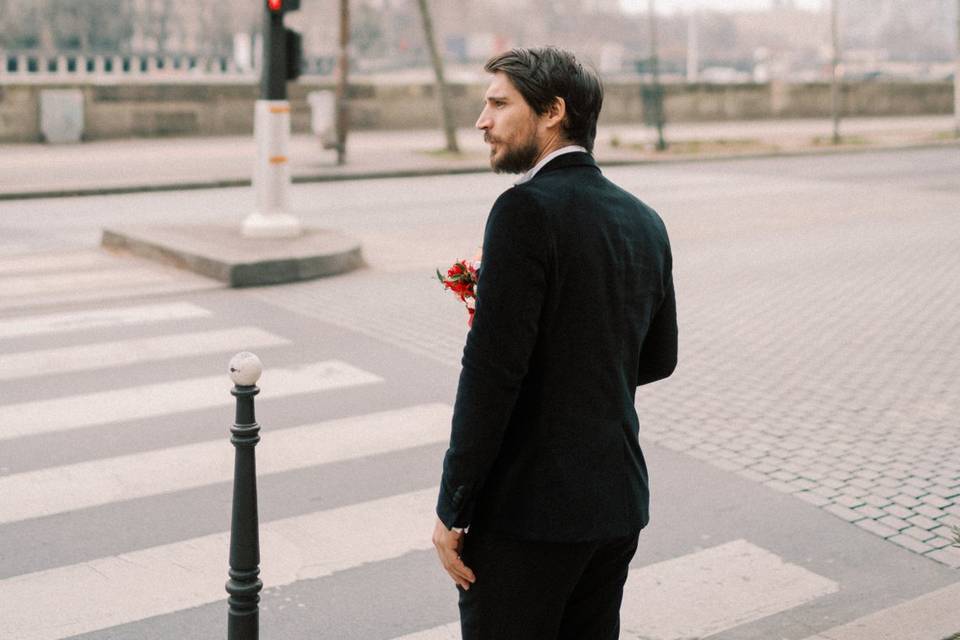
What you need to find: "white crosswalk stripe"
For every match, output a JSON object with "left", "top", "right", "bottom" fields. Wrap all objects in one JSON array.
[
  {"left": 0, "top": 277, "right": 221, "bottom": 311},
  {"left": 392, "top": 540, "right": 839, "bottom": 640},
  {"left": 619, "top": 539, "right": 838, "bottom": 639},
  {"left": 0, "top": 360, "right": 383, "bottom": 441},
  {"left": 1, "top": 488, "right": 438, "bottom": 640},
  {"left": 0, "top": 301, "right": 211, "bottom": 340},
  {"left": 0, "top": 250, "right": 221, "bottom": 311},
  {"left": 0, "top": 250, "right": 116, "bottom": 275},
  {"left": 0, "top": 327, "right": 289, "bottom": 381},
  {"left": 0, "top": 403, "right": 451, "bottom": 524},
  {"left": 393, "top": 623, "right": 461, "bottom": 639},
  {"left": 3, "top": 267, "right": 176, "bottom": 296}
]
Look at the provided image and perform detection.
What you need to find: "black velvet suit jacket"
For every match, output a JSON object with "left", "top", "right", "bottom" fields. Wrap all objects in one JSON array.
[{"left": 437, "top": 152, "right": 677, "bottom": 542}]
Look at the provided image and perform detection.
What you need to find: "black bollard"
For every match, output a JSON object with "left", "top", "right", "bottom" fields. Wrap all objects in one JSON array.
[{"left": 226, "top": 352, "right": 264, "bottom": 640}]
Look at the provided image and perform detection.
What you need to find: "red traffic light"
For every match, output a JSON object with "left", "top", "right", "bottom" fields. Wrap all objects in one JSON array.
[{"left": 268, "top": 0, "right": 282, "bottom": 11}]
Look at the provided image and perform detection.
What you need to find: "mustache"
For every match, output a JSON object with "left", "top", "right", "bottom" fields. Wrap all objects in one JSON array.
[{"left": 484, "top": 133, "right": 497, "bottom": 144}]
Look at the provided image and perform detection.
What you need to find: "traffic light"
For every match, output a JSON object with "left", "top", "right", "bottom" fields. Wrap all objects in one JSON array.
[
  {"left": 262, "top": 0, "right": 302, "bottom": 98},
  {"left": 267, "top": 0, "right": 300, "bottom": 12},
  {"left": 285, "top": 28, "right": 302, "bottom": 81}
]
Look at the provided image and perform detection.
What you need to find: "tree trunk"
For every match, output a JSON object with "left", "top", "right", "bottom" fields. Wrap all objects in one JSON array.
[
  {"left": 156, "top": 0, "right": 171, "bottom": 56},
  {"left": 954, "top": 0, "right": 959, "bottom": 137},
  {"left": 830, "top": 0, "right": 842, "bottom": 144},
  {"left": 649, "top": 0, "right": 667, "bottom": 151},
  {"left": 335, "top": 0, "right": 350, "bottom": 165},
  {"left": 416, "top": 0, "right": 459, "bottom": 153}
]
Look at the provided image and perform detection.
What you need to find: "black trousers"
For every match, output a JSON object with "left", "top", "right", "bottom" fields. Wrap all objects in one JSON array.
[{"left": 457, "top": 529, "right": 640, "bottom": 640}]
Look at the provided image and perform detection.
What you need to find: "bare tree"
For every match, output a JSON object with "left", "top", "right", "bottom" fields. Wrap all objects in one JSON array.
[
  {"left": 83, "top": 0, "right": 133, "bottom": 53},
  {"left": 38, "top": 0, "right": 56, "bottom": 54},
  {"left": 335, "top": 0, "right": 350, "bottom": 165},
  {"left": 134, "top": 0, "right": 176, "bottom": 54},
  {"left": 416, "top": 0, "right": 459, "bottom": 153},
  {"left": 830, "top": 0, "right": 842, "bottom": 144},
  {"left": 0, "top": 0, "right": 45, "bottom": 50},
  {"left": 648, "top": 0, "right": 667, "bottom": 151},
  {"left": 955, "top": 0, "right": 959, "bottom": 137}
]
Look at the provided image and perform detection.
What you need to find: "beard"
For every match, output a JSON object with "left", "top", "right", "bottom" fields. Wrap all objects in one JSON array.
[{"left": 488, "top": 133, "right": 540, "bottom": 175}]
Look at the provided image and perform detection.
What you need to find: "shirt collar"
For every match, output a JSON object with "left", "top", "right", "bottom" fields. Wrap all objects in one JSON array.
[{"left": 514, "top": 145, "right": 588, "bottom": 185}]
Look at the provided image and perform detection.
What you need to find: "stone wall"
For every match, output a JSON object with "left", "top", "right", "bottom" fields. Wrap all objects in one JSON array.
[{"left": 0, "top": 80, "right": 953, "bottom": 143}]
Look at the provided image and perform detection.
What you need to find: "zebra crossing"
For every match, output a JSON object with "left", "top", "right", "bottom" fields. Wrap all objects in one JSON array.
[
  {"left": 0, "top": 248, "right": 220, "bottom": 312},
  {"left": 0, "top": 251, "right": 842, "bottom": 640},
  {"left": 394, "top": 540, "right": 838, "bottom": 640}
]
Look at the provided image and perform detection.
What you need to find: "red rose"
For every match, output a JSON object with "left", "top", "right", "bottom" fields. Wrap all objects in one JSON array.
[{"left": 438, "top": 259, "right": 480, "bottom": 327}]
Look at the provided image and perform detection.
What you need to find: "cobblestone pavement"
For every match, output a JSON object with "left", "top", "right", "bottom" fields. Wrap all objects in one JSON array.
[{"left": 250, "top": 148, "right": 960, "bottom": 568}]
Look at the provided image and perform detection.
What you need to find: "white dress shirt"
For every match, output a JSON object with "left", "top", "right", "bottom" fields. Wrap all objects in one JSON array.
[{"left": 514, "top": 145, "right": 588, "bottom": 186}]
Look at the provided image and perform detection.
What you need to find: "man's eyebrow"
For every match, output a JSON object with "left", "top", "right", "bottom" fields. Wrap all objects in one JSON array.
[{"left": 485, "top": 95, "right": 509, "bottom": 102}]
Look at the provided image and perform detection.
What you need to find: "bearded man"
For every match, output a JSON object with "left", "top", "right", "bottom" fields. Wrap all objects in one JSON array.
[{"left": 432, "top": 46, "right": 678, "bottom": 640}]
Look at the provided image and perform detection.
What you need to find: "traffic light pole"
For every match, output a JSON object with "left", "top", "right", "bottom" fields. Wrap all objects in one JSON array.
[{"left": 243, "top": 1, "right": 301, "bottom": 239}]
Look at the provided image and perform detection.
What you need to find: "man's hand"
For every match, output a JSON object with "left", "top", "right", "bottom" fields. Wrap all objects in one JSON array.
[{"left": 432, "top": 518, "right": 476, "bottom": 590}]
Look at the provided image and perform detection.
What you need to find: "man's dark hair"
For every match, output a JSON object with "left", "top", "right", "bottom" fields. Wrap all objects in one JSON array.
[{"left": 484, "top": 47, "right": 603, "bottom": 152}]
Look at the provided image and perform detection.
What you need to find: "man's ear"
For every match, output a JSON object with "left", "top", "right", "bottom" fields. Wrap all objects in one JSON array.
[{"left": 545, "top": 97, "right": 567, "bottom": 131}]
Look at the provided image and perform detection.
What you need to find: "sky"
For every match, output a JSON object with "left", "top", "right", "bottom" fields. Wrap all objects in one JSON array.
[{"left": 621, "top": 0, "right": 825, "bottom": 13}]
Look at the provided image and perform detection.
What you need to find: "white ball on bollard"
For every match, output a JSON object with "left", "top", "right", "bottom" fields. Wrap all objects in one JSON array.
[{"left": 229, "top": 352, "right": 263, "bottom": 387}]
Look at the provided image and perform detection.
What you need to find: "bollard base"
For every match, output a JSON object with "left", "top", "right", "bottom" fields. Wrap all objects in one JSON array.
[
  {"left": 227, "top": 608, "right": 260, "bottom": 640},
  {"left": 241, "top": 211, "right": 303, "bottom": 239},
  {"left": 102, "top": 223, "right": 364, "bottom": 287}
]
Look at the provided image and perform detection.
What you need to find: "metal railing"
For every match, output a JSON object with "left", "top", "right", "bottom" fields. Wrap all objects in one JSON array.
[{"left": 0, "top": 52, "right": 335, "bottom": 83}]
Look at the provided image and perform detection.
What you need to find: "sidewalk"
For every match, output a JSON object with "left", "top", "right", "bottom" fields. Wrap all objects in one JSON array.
[{"left": 0, "top": 115, "right": 955, "bottom": 199}]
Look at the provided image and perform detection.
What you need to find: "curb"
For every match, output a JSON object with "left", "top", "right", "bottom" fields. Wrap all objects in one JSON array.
[
  {"left": 1, "top": 139, "right": 957, "bottom": 202},
  {"left": 102, "top": 224, "right": 364, "bottom": 287}
]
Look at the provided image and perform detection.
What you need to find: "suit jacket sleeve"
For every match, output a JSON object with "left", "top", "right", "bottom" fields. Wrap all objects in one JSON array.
[
  {"left": 436, "top": 187, "right": 548, "bottom": 529},
  {"left": 637, "top": 251, "right": 678, "bottom": 386}
]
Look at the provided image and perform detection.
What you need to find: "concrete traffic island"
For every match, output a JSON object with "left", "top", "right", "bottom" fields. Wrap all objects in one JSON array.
[{"left": 101, "top": 224, "right": 364, "bottom": 287}]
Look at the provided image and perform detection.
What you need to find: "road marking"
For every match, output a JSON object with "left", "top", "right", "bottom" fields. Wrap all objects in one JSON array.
[
  {"left": 0, "top": 327, "right": 289, "bottom": 381},
  {"left": 618, "top": 539, "right": 839, "bottom": 639},
  {"left": 0, "top": 302, "right": 211, "bottom": 340},
  {"left": 0, "top": 488, "right": 438, "bottom": 640},
  {"left": 1, "top": 267, "right": 175, "bottom": 296},
  {"left": 393, "top": 623, "right": 460, "bottom": 639},
  {"left": 0, "top": 250, "right": 115, "bottom": 275},
  {"left": 391, "top": 540, "right": 839, "bottom": 640},
  {"left": 797, "top": 581, "right": 960, "bottom": 640},
  {"left": 0, "top": 276, "right": 221, "bottom": 311},
  {"left": 0, "top": 403, "right": 451, "bottom": 524},
  {"left": 0, "top": 360, "right": 382, "bottom": 441}
]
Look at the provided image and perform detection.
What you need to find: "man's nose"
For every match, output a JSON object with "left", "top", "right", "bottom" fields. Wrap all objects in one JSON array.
[{"left": 476, "top": 108, "right": 491, "bottom": 130}]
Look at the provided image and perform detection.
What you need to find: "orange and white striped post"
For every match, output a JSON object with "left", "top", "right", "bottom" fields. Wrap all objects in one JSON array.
[
  {"left": 243, "top": 0, "right": 303, "bottom": 239},
  {"left": 243, "top": 99, "right": 301, "bottom": 238}
]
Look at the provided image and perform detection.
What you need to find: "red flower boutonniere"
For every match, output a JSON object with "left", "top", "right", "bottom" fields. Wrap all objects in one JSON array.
[{"left": 437, "top": 256, "right": 481, "bottom": 326}]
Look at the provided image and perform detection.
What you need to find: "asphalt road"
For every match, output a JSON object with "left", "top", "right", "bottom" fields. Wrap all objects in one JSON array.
[{"left": 0, "top": 147, "right": 958, "bottom": 639}]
